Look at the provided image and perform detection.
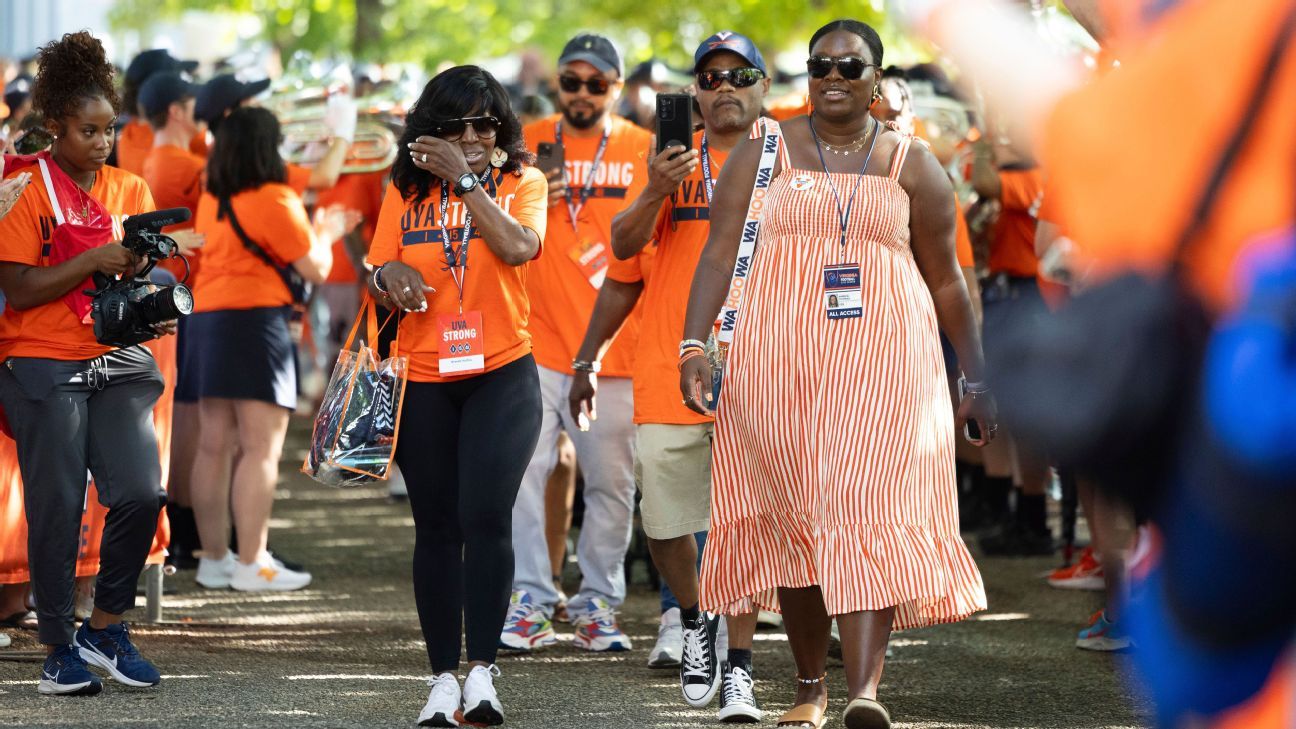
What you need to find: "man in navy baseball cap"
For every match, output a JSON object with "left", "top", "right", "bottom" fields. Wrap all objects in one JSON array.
[
  {"left": 558, "top": 33, "right": 624, "bottom": 78},
  {"left": 693, "top": 30, "right": 768, "bottom": 75}
]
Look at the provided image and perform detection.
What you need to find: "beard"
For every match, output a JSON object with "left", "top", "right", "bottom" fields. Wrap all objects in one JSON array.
[{"left": 561, "top": 104, "right": 606, "bottom": 130}]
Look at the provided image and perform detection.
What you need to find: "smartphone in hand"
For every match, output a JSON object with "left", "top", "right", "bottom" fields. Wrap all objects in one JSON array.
[
  {"left": 536, "top": 141, "right": 564, "bottom": 174},
  {"left": 655, "top": 93, "right": 693, "bottom": 158},
  {"left": 958, "top": 376, "right": 984, "bottom": 444}
]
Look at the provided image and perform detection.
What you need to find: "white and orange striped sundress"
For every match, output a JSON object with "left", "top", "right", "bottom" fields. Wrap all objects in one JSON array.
[{"left": 700, "top": 130, "right": 987, "bottom": 630}]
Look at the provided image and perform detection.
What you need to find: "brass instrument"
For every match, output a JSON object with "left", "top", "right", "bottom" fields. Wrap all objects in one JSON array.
[{"left": 269, "top": 79, "right": 403, "bottom": 175}]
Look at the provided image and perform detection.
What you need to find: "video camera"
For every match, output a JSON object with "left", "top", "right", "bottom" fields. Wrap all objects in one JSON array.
[{"left": 87, "top": 207, "right": 196, "bottom": 348}]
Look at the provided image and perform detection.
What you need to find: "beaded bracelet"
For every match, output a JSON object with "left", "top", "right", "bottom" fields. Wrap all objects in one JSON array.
[
  {"left": 679, "top": 339, "right": 708, "bottom": 358},
  {"left": 678, "top": 349, "right": 706, "bottom": 371}
]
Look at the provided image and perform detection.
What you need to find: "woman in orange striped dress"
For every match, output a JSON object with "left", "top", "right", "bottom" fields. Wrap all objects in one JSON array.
[{"left": 680, "top": 19, "right": 995, "bottom": 729}]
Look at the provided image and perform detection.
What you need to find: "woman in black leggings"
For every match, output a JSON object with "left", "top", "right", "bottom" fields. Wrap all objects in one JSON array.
[{"left": 365, "top": 65, "right": 547, "bottom": 727}]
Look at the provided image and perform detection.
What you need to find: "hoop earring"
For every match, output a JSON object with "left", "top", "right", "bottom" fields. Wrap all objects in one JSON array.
[{"left": 490, "top": 147, "right": 508, "bottom": 168}]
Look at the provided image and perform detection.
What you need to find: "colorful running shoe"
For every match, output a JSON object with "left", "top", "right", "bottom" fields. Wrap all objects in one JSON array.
[
  {"left": 1047, "top": 547, "right": 1105, "bottom": 590},
  {"left": 571, "top": 597, "right": 632, "bottom": 652},
  {"left": 1076, "top": 610, "right": 1133, "bottom": 652},
  {"left": 499, "top": 590, "right": 557, "bottom": 652}
]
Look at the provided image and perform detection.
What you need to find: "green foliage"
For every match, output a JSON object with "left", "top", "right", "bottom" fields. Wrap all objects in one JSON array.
[{"left": 109, "top": 0, "right": 917, "bottom": 71}]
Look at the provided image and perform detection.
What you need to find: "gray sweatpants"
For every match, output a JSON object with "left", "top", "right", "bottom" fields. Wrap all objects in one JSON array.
[{"left": 0, "top": 345, "right": 165, "bottom": 645}]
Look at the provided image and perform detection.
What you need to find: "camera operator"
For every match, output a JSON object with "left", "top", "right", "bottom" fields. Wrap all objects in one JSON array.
[{"left": 0, "top": 31, "right": 171, "bottom": 697}]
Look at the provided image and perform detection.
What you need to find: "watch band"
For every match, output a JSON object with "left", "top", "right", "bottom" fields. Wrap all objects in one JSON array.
[{"left": 453, "top": 172, "right": 478, "bottom": 197}]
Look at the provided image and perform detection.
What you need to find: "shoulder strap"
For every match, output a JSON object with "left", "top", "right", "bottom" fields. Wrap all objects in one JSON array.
[
  {"left": 36, "top": 158, "right": 65, "bottom": 226},
  {"left": 1173, "top": 3, "right": 1296, "bottom": 266},
  {"left": 715, "top": 117, "right": 782, "bottom": 350},
  {"left": 218, "top": 195, "right": 310, "bottom": 303},
  {"left": 888, "top": 135, "right": 914, "bottom": 181}
]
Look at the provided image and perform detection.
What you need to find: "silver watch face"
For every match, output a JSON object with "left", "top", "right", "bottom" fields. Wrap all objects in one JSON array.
[{"left": 458, "top": 173, "right": 477, "bottom": 190}]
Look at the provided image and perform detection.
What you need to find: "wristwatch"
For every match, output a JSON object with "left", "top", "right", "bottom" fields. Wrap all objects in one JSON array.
[{"left": 453, "top": 172, "right": 479, "bottom": 197}]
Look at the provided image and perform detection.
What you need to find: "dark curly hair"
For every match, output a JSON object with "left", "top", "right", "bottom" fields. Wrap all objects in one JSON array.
[
  {"left": 809, "top": 19, "right": 884, "bottom": 68},
  {"left": 391, "top": 65, "right": 534, "bottom": 202},
  {"left": 31, "top": 31, "right": 121, "bottom": 124}
]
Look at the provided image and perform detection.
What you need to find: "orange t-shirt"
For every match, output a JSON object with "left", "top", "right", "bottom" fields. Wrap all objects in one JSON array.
[
  {"left": 607, "top": 129, "right": 722, "bottom": 425},
  {"left": 1043, "top": 0, "right": 1296, "bottom": 311},
  {"left": 953, "top": 191, "right": 974, "bottom": 268},
  {"left": 315, "top": 169, "right": 388, "bottom": 284},
  {"left": 116, "top": 120, "right": 207, "bottom": 176},
  {"left": 0, "top": 164, "right": 156, "bottom": 360},
  {"left": 142, "top": 144, "right": 207, "bottom": 281},
  {"left": 191, "top": 183, "right": 316, "bottom": 312},
  {"left": 769, "top": 94, "right": 810, "bottom": 122},
  {"left": 988, "top": 166, "right": 1043, "bottom": 278},
  {"left": 522, "top": 114, "right": 651, "bottom": 377},
  {"left": 366, "top": 167, "right": 549, "bottom": 383},
  {"left": 286, "top": 163, "right": 313, "bottom": 197}
]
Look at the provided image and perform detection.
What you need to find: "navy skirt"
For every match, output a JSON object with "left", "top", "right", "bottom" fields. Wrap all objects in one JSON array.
[{"left": 178, "top": 307, "right": 298, "bottom": 410}]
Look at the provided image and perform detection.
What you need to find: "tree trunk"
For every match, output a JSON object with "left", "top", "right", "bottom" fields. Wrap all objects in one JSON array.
[{"left": 353, "top": 0, "right": 383, "bottom": 61}]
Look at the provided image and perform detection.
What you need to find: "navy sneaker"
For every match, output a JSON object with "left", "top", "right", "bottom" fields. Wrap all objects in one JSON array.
[
  {"left": 38, "top": 644, "right": 103, "bottom": 696},
  {"left": 74, "top": 621, "right": 161, "bottom": 687}
]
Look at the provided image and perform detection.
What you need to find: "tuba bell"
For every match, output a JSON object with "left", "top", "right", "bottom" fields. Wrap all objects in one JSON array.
[{"left": 270, "top": 76, "right": 401, "bottom": 176}]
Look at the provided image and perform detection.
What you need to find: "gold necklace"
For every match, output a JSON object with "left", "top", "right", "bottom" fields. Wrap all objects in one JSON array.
[{"left": 818, "top": 120, "right": 876, "bottom": 156}]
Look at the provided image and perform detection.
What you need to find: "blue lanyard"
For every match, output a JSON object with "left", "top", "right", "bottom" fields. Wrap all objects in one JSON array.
[
  {"left": 437, "top": 170, "right": 496, "bottom": 304},
  {"left": 699, "top": 134, "right": 716, "bottom": 206},
  {"left": 809, "top": 115, "right": 879, "bottom": 256},
  {"left": 555, "top": 120, "right": 611, "bottom": 232}
]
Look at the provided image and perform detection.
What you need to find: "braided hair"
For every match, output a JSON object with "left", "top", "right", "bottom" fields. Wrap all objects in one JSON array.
[
  {"left": 809, "top": 19, "right": 884, "bottom": 67},
  {"left": 31, "top": 31, "right": 120, "bottom": 124}
]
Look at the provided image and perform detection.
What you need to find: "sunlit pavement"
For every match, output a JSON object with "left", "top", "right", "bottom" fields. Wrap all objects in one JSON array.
[{"left": 0, "top": 420, "right": 1151, "bottom": 728}]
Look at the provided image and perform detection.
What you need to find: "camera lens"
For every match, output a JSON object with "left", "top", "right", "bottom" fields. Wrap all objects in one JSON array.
[{"left": 137, "top": 284, "right": 194, "bottom": 324}]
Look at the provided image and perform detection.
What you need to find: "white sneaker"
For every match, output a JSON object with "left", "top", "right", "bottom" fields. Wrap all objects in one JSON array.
[
  {"left": 756, "top": 609, "right": 783, "bottom": 629},
  {"left": 195, "top": 551, "right": 238, "bottom": 589},
  {"left": 417, "top": 672, "right": 461, "bottom": 727},
  {"left": 648, "top": 607, "right": 684, "bottom": 668},
  {"left": 388, "top": 464, "right": 408, "bottom": 498},
  {"left": 229, "top": 554, "right": 312, "bottom": 592},
  {"left": 461, "top": 664, "right": 504, "bottom": 726},
  {"left": 0, "top": 632, "right": 10, "bottom": 648}
]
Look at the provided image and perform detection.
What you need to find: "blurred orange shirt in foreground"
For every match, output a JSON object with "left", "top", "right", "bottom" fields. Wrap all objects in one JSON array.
[{"left": 1043, "top": 0, "right": 1296, "bottom": 311}]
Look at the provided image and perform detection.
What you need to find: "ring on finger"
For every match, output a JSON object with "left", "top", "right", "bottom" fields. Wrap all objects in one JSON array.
[{"left": 421, "top": 152, "right": 428, "bottom": 163}]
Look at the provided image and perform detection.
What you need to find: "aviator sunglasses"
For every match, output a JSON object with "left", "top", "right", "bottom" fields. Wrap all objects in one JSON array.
[
  {"left": 558, "top": 75, "right": 612, "bottom": 95},
  {"left": 695, "top": 67, "right": 766, "bottom": 91},
  {"left": 434, "top": 115, "right": 501, "bottom": 141},
  {"left": 806, "top": 55, "right": 877, "bottom": 80}
]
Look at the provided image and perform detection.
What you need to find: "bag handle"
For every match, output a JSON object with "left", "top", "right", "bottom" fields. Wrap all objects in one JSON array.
[
  {"left": 340, "top": 292, "right": 401, "bottom": 358},
  {"left": 1171, "top": 4, "right": 1296, "bottom": 270}
]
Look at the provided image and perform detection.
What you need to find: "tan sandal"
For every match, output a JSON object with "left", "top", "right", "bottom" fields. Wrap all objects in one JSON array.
[
  {"left": 843, "top": 697, "right": 891, "bottom": 729},
  {"left": 778, "top": 673, "right": 828, "bottom": 728}
]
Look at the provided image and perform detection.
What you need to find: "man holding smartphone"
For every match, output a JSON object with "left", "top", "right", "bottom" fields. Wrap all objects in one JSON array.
[
  {"left": 568, "top": 31, "right": 771, "bottom": 722},
  {"left": 503, "top": 33, "right": 652, "bottom": 654}
]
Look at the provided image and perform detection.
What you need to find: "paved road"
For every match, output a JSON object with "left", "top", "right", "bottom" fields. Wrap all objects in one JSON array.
[{"left": 0, "top": 424, "right": 1150, "bottom": 728}]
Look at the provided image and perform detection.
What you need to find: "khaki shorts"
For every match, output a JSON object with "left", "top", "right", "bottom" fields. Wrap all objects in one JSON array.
[{"left": 636, "top": 423, "right": 713, "bottom": 540}]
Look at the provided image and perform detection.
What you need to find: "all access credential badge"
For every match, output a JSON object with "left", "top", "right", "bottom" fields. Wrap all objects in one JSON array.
[
  {"left": 824, "top": 264, "right": 863, "bottom": 319},
  {"left": 437, "top": 311, "right": 486, "bottom": 375}
]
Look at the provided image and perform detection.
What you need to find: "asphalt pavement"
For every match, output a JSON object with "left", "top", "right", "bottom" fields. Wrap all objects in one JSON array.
[{"left": 0, "top": 422, "right": 1151, "bottom": 728}]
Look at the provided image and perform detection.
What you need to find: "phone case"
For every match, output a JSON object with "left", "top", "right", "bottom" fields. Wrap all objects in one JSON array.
[{"left": 656, "top": 93, "right": 693, "bottom": 155}]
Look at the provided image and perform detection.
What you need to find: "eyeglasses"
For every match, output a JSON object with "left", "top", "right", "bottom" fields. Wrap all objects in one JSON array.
[
  {"left": 695, "top": 67, "right": 766, "bottom": 91},
  {"left": 806, "top": 56, "right": 877, "bottom": 80},
  {"left": 434, "top": 116, "right": 500, "bottom": 141},
  {"left": 558, "top": 75, "right": 611, "bottom": 96}
]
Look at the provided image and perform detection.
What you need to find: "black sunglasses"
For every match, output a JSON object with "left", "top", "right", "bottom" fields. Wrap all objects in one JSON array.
[
  {"left": 696, "top": 67, "right": 766, "bottom": 91},
  {"left": 434, "top": 116, "right": 500, "bottom": 141},
  {"left": 558, "top": 75, "right": 611, "bottom": 96},
  {"left": 806, "top": 56, "right": 877, "bottom": 80}
]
